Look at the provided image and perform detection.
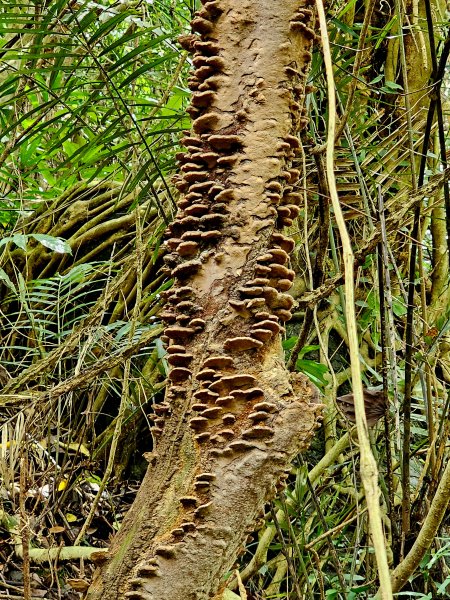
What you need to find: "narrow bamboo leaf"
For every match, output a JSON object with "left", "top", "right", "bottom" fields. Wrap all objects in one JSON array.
[
  {"left": 88, "top": 10, "right": 133, "bottom": 45},
  {"left": 108, "top": 36, "right": 170, "bottom": 72},
  {"left": 119, "top": 54, "right": 177, "bottom": 88}
]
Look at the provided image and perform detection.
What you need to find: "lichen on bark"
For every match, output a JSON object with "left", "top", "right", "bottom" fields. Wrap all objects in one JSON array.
[{"left": 86, "top": 1, "right": 321, "bottom": 599}]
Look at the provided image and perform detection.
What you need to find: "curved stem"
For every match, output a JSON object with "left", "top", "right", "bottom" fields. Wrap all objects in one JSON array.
[
  {"left": 387, "top": 456, "right": 450, "bottom": 593},
  {"left": 315, "top": 0, "right": 393, "bottom": 596}
]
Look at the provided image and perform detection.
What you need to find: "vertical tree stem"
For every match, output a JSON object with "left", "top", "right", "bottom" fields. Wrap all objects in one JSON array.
[{"left": 315, "top": 0, "right": 393, "bottom": 596}]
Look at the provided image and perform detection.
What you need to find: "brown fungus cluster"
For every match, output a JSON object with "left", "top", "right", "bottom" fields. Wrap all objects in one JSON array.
[
  {"left": 133, "top": 2, "right": 320, "bottom": 592},
  {"left": 151, "top": 0, "right": 318, "bottom": 459}
]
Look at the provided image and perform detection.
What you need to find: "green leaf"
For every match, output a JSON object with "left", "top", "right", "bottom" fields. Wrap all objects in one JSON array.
[
  {"left": 119, "top": 54, "right": 177, "bottom": 88},
  {"left": 31, "top": 234, "right": 72, "bottom": 254},
  {"left": 392, "top": 298, "right": 407, "bottom": 317},
  {"left": 369, "top": 74, "right": 384, "bottom": 85},
  {"left": 295, "top": 359, "right": 329, "bottom": 388},
  {"left": 331, "top": 18, "right": 359, "bottom": 38},
  {"left": 88, "top": 10, "right": 132, "bottom": 45},
  {"left": 337, "top": 0, "right": 357, "bottom": 18},
  {"left": 0, "top": 268, "right": 16, "bottom": 291},
  {"left": 12, "top": 234, "right": 28, "bottom": 250},
  {"left": 436, "top": 576, "right": 450, "bottom": 595},
  {"left": 366, "top": 290, "right": 380, "bottom": 312},
  {"left": 350, "top": 584, "right": 372, "bottom": 593},
  {"left": 155, "top": 338, "right": 169, "bottom": 376},
  {"left": 282, "top": 336, "right": 298, "bottom": 351},
  {"left": 99, "top": 29, "right": 150, "bottom": 57},
  {"left": 20, "top": 136, "right": 42, "bottom": 166},
  {"left": 374, "top": 15, "right": 399, "bottom": 50},
  {"left": 108, "top": 36, "right": 170, "bottom": 72},
  {"left": 382, "top": 80, "right": 403, "bottom": 92},
  {"left": 362, "top": 254, "right": 374, "bottom": 268},
  {"left": 298, "top": 344, "right": 320, "bottom": 360}
]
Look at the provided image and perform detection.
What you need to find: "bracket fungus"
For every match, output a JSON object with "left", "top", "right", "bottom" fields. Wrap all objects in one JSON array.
[{"left": 116, "top": 4, "right": 325, "bottom": 597}]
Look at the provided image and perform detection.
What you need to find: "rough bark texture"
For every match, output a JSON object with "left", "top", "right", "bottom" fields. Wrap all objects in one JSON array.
[{"left": 86, "top": 1, "right": 320, "bottom": 598}]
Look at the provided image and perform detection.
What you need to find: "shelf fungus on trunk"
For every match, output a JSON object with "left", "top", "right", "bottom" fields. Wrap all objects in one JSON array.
[{"left": 87, "top": 2, "right": 323, "bottom": 600}]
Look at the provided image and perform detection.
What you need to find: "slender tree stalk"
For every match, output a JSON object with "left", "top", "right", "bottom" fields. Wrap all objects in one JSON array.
[
  {"left": 386, "top": 456, "right": 450, "bottom": 593},
  {"left": 315, "top": 0, "right": 392, "bottom": 596}
]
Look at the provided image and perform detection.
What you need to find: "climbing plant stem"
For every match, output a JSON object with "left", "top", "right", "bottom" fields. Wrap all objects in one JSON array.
[{"left": 314, "top": 0, "right": 393, "bottom": 597}]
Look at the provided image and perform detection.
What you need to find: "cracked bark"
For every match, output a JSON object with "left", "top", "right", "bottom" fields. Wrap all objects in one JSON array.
[{"left": 86, "top": 1, "right": 321, "bottom": 598}]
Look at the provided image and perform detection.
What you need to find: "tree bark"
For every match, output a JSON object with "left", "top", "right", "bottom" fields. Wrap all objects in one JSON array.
[{"left": 86, "top": 1, "right": 321, "bottom": 598}]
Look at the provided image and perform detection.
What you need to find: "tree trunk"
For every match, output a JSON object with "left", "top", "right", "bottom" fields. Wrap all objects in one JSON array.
[{"left": 86, "top": 1, "right": 321, "bottom": 598}]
